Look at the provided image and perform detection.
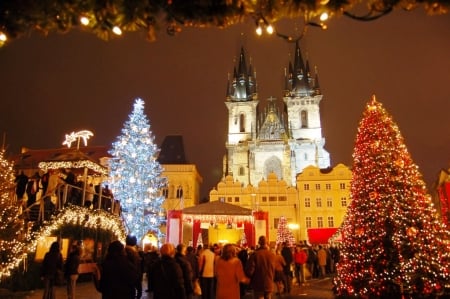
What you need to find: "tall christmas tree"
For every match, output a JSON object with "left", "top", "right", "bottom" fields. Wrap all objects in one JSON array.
[
  {"left": 276, "top": 216, "right": 296, "bottom": 247},
  {"left": 334, "top": 96, "right": 450, "bottom": 298},
  {"left": 0, "top": 149, "right": 26, "bottom": 278},
  {"left": 109, "top": 98, "right": 166, "bottom": 243}
]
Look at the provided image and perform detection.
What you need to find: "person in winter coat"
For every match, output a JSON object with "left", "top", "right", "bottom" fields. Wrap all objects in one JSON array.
[
  {"left": 64, "top": 245, "right": 81, "bottom": 299},
  {"left": 148, "top": 243, "right": 186, "bottom": 299},
  {"left": 99, "top": 240, "right": 139, "bottom": 299},
  {"left": 41, "top": 241, "right": 63, "bottom": 299},
  {"left": 124, "top": 235, "right": 143, "bottom": 299},
  {"left": 215, "top": 244, "right": 249, "bottom": 299},
  {"left": 245, "top": 236, "right": 276, "bottom": 299},
  {"left": 317, "top": 245, "right": 328, "bottom": 278},
  {"left": 293, "top": 245, "right": 307, "bottom": 285},
  {"left": 175, "top": 244, "right": 194, "bottom": 299}
]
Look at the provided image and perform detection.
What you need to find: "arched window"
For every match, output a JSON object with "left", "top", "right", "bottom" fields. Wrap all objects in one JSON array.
[
  {"left": 239, "top": 113, "right": 245, "bottom": 132},
  {"left": 162, "top": 188, "right": 168, "bottom": 198},
  {"left": 176, "top": 186, "right": 183, "bottom": 199},
  {"left": 301, "top": 110, "right": 308, "bottom": 128}
]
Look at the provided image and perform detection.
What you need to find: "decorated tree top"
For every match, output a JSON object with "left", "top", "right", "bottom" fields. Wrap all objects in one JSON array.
[{"left": 334, "top": 95, "right": 450, "bottom": 298}]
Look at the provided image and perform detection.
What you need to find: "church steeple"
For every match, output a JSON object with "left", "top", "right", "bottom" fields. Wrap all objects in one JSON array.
[
  {"left": 284, "top": 41, "right": 321, "bottom": 98},
  {"left": 226, "top": 47, "right": 257, "bottom": 102}
]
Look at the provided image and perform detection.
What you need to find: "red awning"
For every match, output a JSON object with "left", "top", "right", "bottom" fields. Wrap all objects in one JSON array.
[{"left": 307, "top": 228, "right": 338, "bottom": 244}]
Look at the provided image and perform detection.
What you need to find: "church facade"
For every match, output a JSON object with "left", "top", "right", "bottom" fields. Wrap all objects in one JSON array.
[{"left": 224, "top": 43, "right": 330, "bottom": 187}]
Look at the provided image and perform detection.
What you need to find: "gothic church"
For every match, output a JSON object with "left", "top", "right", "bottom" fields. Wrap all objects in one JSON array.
[{"left": 224, "top": 42, "right": 331, "bottom": 186}]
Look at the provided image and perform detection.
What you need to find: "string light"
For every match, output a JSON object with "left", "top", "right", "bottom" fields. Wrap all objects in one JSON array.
[
  {"left": 112, "top": 26, "right": 122, "bottom": 36},
  {"left": 0, "top": 1, "right": 447, "bottom": 45},
  {"left": 79, "top": 16, "right": 90, "bottom": 26}
]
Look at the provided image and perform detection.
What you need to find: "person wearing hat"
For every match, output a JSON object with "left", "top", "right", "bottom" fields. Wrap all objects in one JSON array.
[{"left": 245, "top": 236, "right": 276, "bottom": 299}]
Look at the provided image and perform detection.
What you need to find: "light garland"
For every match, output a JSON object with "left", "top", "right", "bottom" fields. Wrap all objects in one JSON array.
[
  {"left": 0, "top": 0, "right": 448, "bottom": 47},
  {"left": 38, "top": 160, "right": 108, "bottom": 175},
  {"left": 27, "top": 205, "right": 127, "bottom": 253},
  {"left": 182, "top": 214, "right": 253, "bottom": 224}
]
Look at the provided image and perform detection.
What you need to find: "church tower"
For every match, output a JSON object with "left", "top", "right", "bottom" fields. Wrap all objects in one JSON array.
[
  {"left": 224, "top": 43, "right": 330, "bottom": 187},
  {"left": 284, "top": 41, "right": 330, "bottom": 181},
  {"left": 225, "top": 47, "right": 258, "bottom": 179}
]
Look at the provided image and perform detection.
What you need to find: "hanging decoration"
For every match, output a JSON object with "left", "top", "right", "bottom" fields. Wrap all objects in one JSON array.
[{"left": 0, "top": 0, "right": 448, "bottom": 47}]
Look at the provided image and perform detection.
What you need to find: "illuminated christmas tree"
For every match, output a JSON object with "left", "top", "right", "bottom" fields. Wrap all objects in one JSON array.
[
  {"left": 334, "top": 96, "right": 450, "bottom": 298},
  {"left": 276, "top": 216, "right": 295, "bottom": 247},
  {"left": 0, "top": 149, "right": 26, "bottom": 277},
  {"left": 109, "top": 98, "right": 166, "bottom": 243}
]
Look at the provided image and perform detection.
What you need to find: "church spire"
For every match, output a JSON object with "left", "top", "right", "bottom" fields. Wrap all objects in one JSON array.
[
  {"left": 285, "top": 41, "right": 320, "bottom": 97},
  {"left": 227, "top": 46, "right": 257, "bottom": 102}
]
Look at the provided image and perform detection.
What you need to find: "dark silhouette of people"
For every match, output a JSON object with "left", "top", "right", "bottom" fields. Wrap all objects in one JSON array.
[
  {"left": 40, "top": 171, "right": 50, "bottom": 198},
  {"left": 125, "top": 235, "right": 143, "bottom": 299},
  {"left": 148, "top": 243, "right": 186, "bottom": 299},
  {"left": 15, "top": 171, "right": 28, "bottom": 200},
  {"left": 99, "top": 240, "right": 139, "bottom": 299},
  {"left": 26, "top": 172, "right": 40, "bottom": 207},
  {"left": 41, "top": 241, "right": 63, "bottom": 299}
]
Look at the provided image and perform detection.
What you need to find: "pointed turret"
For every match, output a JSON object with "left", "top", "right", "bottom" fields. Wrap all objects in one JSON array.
[
  {"left": 285, "top": 41, "right": 319, "bottom": 97},
  {"left": 227, "top": 47, "right": 257, "bottom": 102}
]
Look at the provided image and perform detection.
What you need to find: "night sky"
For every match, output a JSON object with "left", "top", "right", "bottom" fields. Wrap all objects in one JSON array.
[{"left": 1, "top": 9, "right": 449, "bottom": 199}]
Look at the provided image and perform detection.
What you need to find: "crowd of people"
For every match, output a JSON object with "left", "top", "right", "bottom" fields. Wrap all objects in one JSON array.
[
  {"left": 40, "top": 234, "right": 340, "bottom": 299},
  {"left": 50, "top": 236, "right": 338, "bottom": 299},
  {"left": 15, "top": 170, "right": 120, "bottom": 218}
]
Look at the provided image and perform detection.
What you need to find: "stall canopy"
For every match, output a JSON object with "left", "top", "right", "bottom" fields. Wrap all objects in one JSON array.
[
  {"left": 175, "top": 200, "right": 255, "bottom": 247},
  {"left": 182, "top": 200, "right": 253, "bottom": 216},
  {"left": 307, "top": 228, "right": 338, "bottom": 245}
]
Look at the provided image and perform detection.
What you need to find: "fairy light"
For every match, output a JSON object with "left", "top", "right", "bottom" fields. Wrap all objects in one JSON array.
[
  {"left": 38, "top": 160, "right": 108, "bottom": 175},
  {"left": 80, "top": 16, "right": 90, "bottom": 26},
  {"left": 27, "top": 205, "right": 127, "bottom": 253},
  {"left": 112, "top": 26, "right": 122, "bottom": 35}
]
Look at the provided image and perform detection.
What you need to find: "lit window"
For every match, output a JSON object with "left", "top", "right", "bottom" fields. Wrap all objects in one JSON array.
[
  {"left": 340, "top": 183, "right": 346, "bottom": 190},
  {"left": 327, "top": 197, "right": 333, "bottom": 207},
  {"left": 317, "top": 217, "right": 323, "bottom": 228},
  {"left": 316, "top": 198, "right": 322, "bottom": 207},
  {"left": 176, "top": 186, "right": 183, "bottom": 199},
  {"left": 305, "top": 197, "right": 311, "bottom": 207},
  {"left": 304, "top": 184, "right": 310, "bottom": 190},
  {"left": 341, "top": 197, "right": 347, "bottom": 207},
  {"left": 328, "top": 216, "right": 334, "bottom": 227},
  {"left": 326, "top": 183, "right": 331, "bottom": 190},
  {"left": 315, "top": 183, "right": 320, "bottom": 190},
  {"left": 306, "top": 217, "right": 312, "bottom": 228}
]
